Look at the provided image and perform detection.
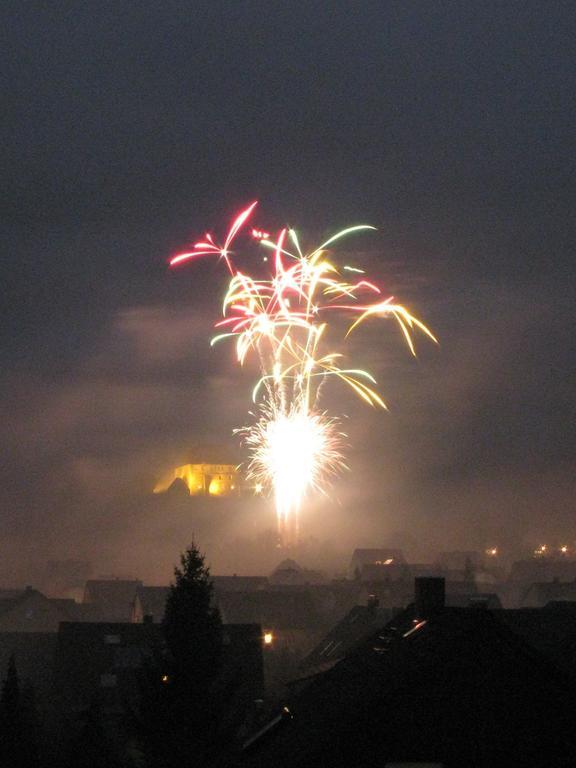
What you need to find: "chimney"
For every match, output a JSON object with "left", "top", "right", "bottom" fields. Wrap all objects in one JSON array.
[
  {"left": 366, "top": 594, "right": 379, "bottom": 611},
  {"left": 415, "top": 577, "right": 445, "bottom": 616}
]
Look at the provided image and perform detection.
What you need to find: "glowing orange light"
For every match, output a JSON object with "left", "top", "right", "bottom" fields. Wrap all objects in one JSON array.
[
  {"left": 534, "top": 545, "right": 548, "bottom": 557},
  {"left": 263, "top": 632, "right": 273, "bottom": 645},
  {"left": 161, "top": 675, "right": 169, "bottom": 683}
]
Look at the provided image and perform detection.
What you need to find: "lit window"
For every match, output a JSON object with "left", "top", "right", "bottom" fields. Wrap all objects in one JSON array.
[{"left": 263, "top": 631, "right": 273, "bottom": 645}]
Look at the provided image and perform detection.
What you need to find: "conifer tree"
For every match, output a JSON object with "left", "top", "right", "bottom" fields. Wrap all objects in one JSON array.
[
  {"left": 163, "top": 541, "right": 223, "bottom": 692},
  {"left": 139, "top": 541, "right": 225, "bottom": 766}
]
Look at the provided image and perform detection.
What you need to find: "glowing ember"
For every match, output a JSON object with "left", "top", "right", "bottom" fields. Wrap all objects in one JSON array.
[{"left": 170, "top": 202, "right": 435, "bottom": 546}]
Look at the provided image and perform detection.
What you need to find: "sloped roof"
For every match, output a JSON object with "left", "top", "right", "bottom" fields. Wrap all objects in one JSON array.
[
  {"left": 499, "top": 603, "right": 576, "bottom": 678},
  {"left": 0, "top": 587, "right": 47, "bottom": 616},
  {"left": 272, "top": 559, "right": 302, "bottom": 575},
  {"left": 299, "top": 604, "right": 393, "bottom": 675},
  {"left": 522, "top": 579, "right": 576, "bottom": 607},
  {"left": 240, "top": 607, "right": 576, "bottom": 767},
  {"left": 349, "top": 548, "right": 406, "bottom": 567},
  {"left": 0, "top": 588, "right": 86, "bottom": 632},
  {"left": 0, "top": 590, "right": 97, "bottom": 622}
]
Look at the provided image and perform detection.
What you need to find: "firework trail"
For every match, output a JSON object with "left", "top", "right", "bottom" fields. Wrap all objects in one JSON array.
[{"left": 170, "top": 203, "right": 436, "bottom": 546}]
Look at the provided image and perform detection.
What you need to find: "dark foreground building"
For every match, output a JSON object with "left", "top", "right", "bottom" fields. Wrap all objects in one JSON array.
[
  {"left": 55, "top": 620, "right": 264, "bottom": 717},
  {"left": 238, "top": 580, "right": 576, "bottom": 768}
]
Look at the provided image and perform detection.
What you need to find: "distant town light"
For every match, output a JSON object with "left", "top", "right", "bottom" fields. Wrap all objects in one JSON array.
[
  {"left": 263, "top": 631, "right": 273, "bottom": 645},
  {"left": 560, "top": 545, "right": 568, "bottom": 554},
  {"left": 534, "top": 545, "right": 548, "bottom": 557},
  {"left": 485, "top": 547, "right": 498, "bottom": 557},
  {"left": 161, "top": 674, "right": 169, "bottom": 683}
]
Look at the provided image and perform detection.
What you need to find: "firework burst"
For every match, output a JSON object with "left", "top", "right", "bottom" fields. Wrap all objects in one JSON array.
[{"left": 170, "top": 202, "right": 436, "bottom": 546}]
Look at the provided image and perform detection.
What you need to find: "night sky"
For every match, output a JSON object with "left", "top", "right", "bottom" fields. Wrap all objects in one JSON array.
[{"left": 2, "top": 2, "right": 575, "bottom": 583}]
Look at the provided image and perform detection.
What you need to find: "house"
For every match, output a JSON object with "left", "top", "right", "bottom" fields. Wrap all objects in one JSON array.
[
  {"left": 0, "top": 587, "right": 91, "bottom": 632},
  {"left": 358, "top": 562, "right": 410, "bottom": 582},
  {"left": 83, "top": 579, "right": 143, "bottom": 622},
  {"left": 238, "top": 579, "right": 576, "bottom": 768},
  {"left": 520, "top": 578, "right": 576, "bottom": 607},
  {"left": 498, "top": 602, "right": 576, "bottom": 679},
  {"left": 298, "top": 597, "right": 393, "bottom": 676},
  {"left": 269, "top": 560, "right": 326, "bottom": 586},
  {"left": 131, "top": 586, "right": 170, "bottom": 623},
  {"left": 55, "top": 620, "right": 164, "bottom": 716},
  {"left": 54, "top": 620, "right": 264, "bottom": 718},
  {"left": 348, "top": 548, "right": 406, "bottom": 579}
]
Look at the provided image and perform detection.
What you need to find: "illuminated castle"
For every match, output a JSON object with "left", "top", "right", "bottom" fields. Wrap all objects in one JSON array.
[{"left": 153, "top": 463, "right": 241, "bottom": 497}]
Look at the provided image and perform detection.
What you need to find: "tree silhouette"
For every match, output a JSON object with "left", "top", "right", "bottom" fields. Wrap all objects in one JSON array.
[
  {"left": 0, "top": 655, "right": 41, "bottom": 768},
  {"left": 163, "top": 541, "right": 223, "bottom": 691},
  {"left": 136, "top": 542, "right": 224, "bottom": 767}
]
